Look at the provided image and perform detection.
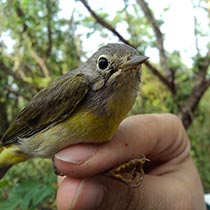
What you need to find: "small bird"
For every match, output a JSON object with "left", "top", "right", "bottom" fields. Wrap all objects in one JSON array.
[{"left": 0, "top": 43, "right": 148, "bottom": 185}]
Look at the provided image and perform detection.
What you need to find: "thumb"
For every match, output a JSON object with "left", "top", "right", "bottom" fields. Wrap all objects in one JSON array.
[
  {"left": 56, "top": 176, "right": 105, "bottom": 210},
  {"left": 56, "top": 175, "right": 139, "bottom": 210},
  {"left": 57, "top": 174, "right": 192, "bottom": 210}
]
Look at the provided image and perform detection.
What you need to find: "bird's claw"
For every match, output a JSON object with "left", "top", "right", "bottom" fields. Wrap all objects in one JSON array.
[{"left": 104, "top": 156, "right": 148, "bottom": 187}]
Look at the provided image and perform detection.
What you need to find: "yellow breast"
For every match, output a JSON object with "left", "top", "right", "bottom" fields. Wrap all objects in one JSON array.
[{"left": 19, "top": 107, "right": 122, "bottom": 157}]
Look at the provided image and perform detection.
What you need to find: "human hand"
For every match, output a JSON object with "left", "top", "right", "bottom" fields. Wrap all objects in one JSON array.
[{"left": 54, "top": 114, "right": 206, "bottom": 210}]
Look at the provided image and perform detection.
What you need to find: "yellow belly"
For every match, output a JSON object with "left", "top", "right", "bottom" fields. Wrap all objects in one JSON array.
[{"left": 18, "top": 108, "right": 121, "bottom": 157}]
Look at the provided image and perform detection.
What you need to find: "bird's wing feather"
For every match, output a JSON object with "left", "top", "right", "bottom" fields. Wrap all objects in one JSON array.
[{"left": 1, "top": 73, "right": 89, "bottom": 144}]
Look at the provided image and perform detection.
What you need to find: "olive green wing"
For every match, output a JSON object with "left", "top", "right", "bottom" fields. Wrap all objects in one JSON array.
[{"left": 1, "top": 73, "right": 89, "bottom": 145}]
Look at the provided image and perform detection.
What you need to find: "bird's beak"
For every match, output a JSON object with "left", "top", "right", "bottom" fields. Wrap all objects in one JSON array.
[{"left": 119, "top": 55, "right": 149, "bottom": 71}]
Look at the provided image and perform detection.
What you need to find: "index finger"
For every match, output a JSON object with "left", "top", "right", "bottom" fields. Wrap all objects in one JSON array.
[{"left": 54, "top": 114, "right": 190, "bottom": 178}]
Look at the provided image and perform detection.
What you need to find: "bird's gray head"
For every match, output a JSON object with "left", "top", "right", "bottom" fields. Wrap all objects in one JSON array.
[{"left": 82, "top": 43, "right": 148, "bottom": 90}]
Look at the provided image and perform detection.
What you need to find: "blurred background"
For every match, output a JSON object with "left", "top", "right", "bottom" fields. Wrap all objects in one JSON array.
[{"left": 0, "top": 0, "right": 209, "bottom": 209}]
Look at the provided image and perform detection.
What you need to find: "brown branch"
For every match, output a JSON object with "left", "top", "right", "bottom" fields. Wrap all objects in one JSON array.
[
  {"left": 191, "top": 0, "right": 202, "bottom": 54},
  {"left": 15, "top": 1, "right": 28, "bottom": 33},
  {"left": 78, "top": 0, "right": 133, "bottom": 47},
  {"left": 30, "top": 49, "right": 51, "bottom": 78},
  {"left": 0, "top": 61, "right": 39, "bottom": 92},
  {"left": 180, "top": 79, "right": 210, "bottom": 128},
  {"left": 15, "top": 2, "right": 52, "bottom": 78},
  {"left": 137, "top": 0, "right": 170, "bottom": 76},
  {"left": 179, "top": 51, "right": 210, "bottom": 128},
  {"left": 196, "top": 50, "right": 210, "bottom": 79},
  {"left": 46, "top": 0, "right": 52, "bottom": 57},
  {"left": 193, "top": 15, "right": 200, "bottom": 54},
  {"left": 14, "top": 1, "right": 35, "bottom": 46}
]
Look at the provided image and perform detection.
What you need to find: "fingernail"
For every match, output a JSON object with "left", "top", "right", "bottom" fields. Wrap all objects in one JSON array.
[{"left": 55, "top": 144, "right": 98, "bottom": 164}]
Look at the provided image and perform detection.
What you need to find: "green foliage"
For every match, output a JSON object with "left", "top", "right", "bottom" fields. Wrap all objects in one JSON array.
[
  {"left": 0, "top": 0, "right": 81, "bottom": 131},
  {"left": 0, "top": 159, "right": 57, "bottom": 210},
  {"left": 131, "top": 66, "right": 177, "bottom": 115},
  {"left": 189, "top": 89, "right": 210, "bottom": 192}
]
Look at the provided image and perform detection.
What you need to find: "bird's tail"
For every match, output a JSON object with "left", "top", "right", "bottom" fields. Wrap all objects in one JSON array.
[{"left": 0, "top": 144, "right": 30, "bottom": 179}]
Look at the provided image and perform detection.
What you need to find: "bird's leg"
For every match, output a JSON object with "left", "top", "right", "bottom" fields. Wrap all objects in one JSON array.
[{"left": 104, "top": 156, "right": 148, "bottom": 187}]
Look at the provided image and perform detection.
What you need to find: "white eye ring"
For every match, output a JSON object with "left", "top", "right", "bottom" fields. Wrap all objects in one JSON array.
[{"left": 97, "top": 55, "right": 109, "bottom": 70}]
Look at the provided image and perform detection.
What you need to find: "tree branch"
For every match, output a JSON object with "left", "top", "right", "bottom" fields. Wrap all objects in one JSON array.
[
  {"left": 46, "top": 0, "right": 53, "bottom": 57},
  {"left": 30, "top": 49, "right": 51, "bottom": 78},
  {"left": 179, "top": 51, "right": 210, "bottom": 128},
  {"left": 15, "top": 2, "right": 52, "bottom": 78},
  {"left": 78, "top": 0, "right": 133, "bottom": 47},
  {"left": 0, "top": 61, "right": 39, "bottom": 92},
  {"left": 196, "top": 52, "right": 210, "bottom": 80},
  {"left": 14, "top": 1, "right": 35, "bottom": 45},
  {"left": 180, "top": 79, "right": 210, "bottom": 128},
  {"left": 137, "top": 0, "right": 170, "bottom": 76}
]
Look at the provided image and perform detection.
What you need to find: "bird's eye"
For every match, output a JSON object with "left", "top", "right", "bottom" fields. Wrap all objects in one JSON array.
[{"left": 98, "top": 57, "right": 109, "bottom": 70}]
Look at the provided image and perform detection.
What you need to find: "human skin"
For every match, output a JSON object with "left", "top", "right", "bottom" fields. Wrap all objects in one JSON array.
[{"left": 54, "top": 114, "right": 206, "bottom": 210}]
